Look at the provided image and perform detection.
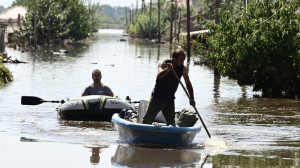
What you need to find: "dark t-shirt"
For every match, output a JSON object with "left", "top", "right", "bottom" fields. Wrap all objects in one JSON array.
[
  {"left": 82, "top": 83, "right": 113, "bottom": 96},
  {"left": 151, "top": 59, "right": 184, "bottom": 101}
]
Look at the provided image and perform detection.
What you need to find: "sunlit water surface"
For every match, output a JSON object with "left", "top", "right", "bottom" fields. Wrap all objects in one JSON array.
[{"left": 0, "top": 29, "right": 299, "bottom": 167}]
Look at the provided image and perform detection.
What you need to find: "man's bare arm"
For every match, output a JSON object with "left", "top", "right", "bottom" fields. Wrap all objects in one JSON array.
[
  {"left": 157, "top": 61, "right": 173, "bottom": 79},
  {"left": 182, "top": 67, "right": 195, "bottom": 106}
]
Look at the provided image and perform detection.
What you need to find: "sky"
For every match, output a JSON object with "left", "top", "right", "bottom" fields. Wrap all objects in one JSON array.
[{"left": 0, "top": 0, "right": 151, "bottom": 8}]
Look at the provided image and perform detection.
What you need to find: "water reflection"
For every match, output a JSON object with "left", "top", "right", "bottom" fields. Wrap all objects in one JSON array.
[
  {"left": 85, "top": 145, "right": 109, "bottom": 165},
  {"left": 2, "top": 29, "right": 300, "bottom": 168},
  {"left": 157, "top": 44, "right": 160, "bottom": 61},
  {"left": 211, "top": 97, "right": 300, "bottom": 149},
  {"left": 58, "top": 120, "right": 114, "bottom": 131},
  {"left": 212, "top": 149, "right": 300, "bottom": 167},
  {"left": 111, "top": 145, "right": 201, "bottom": 167},
  {"left": 213, "top": 74, "right": 220, "bottom": 104},
  {"left": 213, "top": 98, "right": 300, "bottom": 126},
  {"left": 90, "top": 147, "right": 100, "bottom": 164}
]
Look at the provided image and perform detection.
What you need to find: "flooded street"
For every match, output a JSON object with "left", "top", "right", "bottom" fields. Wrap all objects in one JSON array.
[{"left": 0, "top": 29, "right": 299, "bottom": 167}]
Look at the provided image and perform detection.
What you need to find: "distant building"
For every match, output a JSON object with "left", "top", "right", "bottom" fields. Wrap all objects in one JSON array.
[{"left": 0, "top": 6, "right": 27, "bottom": 43}]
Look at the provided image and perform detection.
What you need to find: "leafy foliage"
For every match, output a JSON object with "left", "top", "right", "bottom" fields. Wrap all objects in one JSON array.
[
  {"left": 13, "top": 0, "right": 99, "bottom": 44},
  {"left": 129, "top": 11, "right": 165, "bottom": 38},
  {"left": 63, "top": 0, "right": 90, "bottom": 39},
  {"left": 0, "top": 63, "right": 13, "bottom": 86},
  {"left": 99, "top": 5, "right": 128, "bottom": 24},
  {"left": 205, "top": 0, "right": 300, "bottom": 98},
  {"left": 197, "top": 0, "right": 245, "bottom": 20},
  {"left": 128, "top": 0, "right": 194, "bottom": 38},
  {"left": 11, "top": 0, "right": 32, "bottom": 7}
]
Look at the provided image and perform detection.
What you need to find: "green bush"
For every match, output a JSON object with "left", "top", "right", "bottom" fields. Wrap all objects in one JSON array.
[
  {"left": 14, "top": 0, "right": 98, "bottom": 44},
  {"left": 129, "top": 12, "right": 164, "bottom": 38},
  {"left": 128, "top": 0, "right": 195, "bottom": 39},
  {"left": 205, "top": 0, "right": 300, "bottom": 98},
  {"left": 0, "top": 64, "right": 13, "bottom": 86}
]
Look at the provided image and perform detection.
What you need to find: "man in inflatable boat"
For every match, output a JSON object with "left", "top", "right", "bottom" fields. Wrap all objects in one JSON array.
[{"left": 81, "top": 69, "right": 114, "bottom": 97}]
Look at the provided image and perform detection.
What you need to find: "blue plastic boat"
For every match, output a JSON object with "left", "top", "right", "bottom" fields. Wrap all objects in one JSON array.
[{"left": 111, "top": 113, "right": 201, "bottom": 146}]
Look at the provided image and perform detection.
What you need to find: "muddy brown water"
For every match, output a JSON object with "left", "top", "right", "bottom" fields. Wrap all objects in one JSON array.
[{"left": 0, "top": 29, "right": 299, "bottom": 167}]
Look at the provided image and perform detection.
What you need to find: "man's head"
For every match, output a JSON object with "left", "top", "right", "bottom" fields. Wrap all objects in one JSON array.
[
  {"left": 172, "top": 48, "right": 186, "bottom": 66},
  {"left": 92, "top": 69, "right": 102, "bottom": 84}
]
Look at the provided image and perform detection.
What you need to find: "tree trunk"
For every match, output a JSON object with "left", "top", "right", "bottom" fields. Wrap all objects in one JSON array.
[
  {"left": 149, "top": 0, "right": 152, "bottom": 39},
  {"left": 174, "top": 0, "right": 177, "bottom": 40},
  {"left": 186, "top": 0, "right": 191, "bottom": 59},
  {"left": 158, "top": 0, "right": 161, "bottom": 43},
  {"left": 177, "top": 9, "right": 181, "bottom": 42},
  {"left": 34, "top": 0, "right": 37, "bottom": 49},
  {"left": 170, "top": 0, "right": 173, "bottom": 44},
  {"left": 216, "top": 0, "right": 221, "bottom": 24}
]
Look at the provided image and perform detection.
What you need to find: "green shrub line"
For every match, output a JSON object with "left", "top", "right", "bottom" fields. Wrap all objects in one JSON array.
[
  {"left": 0, "top": 62, "right": 13, "bottom": 86},
  {"left": 203, "top": 0, "right": 300, "bottom": 98}
]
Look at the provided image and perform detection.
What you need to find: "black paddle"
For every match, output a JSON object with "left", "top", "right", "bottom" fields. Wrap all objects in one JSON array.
[
  {"left": 21, "top": 96, "right": 64, "bottom": 105},
  {"left": 171, "top": 69, "right": 211, "bottom": 138}
]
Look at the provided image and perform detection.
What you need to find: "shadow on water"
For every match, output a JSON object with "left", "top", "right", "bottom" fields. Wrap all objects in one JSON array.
[
  {"left": 111, "top": 144, "right": 203, "bottom": 167},
  {"left": 58, "top": 120, "right": 115, "bottom": 131}
]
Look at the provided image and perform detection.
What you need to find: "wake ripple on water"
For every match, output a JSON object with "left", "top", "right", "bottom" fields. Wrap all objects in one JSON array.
[{"left": 202, "top": 136, "right": 300, "bottom": 156}]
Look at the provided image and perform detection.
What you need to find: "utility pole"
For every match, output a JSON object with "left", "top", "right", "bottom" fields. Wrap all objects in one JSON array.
[
  {"left": 47, "top": 13, "right": 50, "bottom": 45},
  {"left": 170, "top": 0, "right": 173, "bottom": 44},
  {"left": 132, "top": 4, "right": 134, "bottom": 22},
  {"left": 174, "top": 0, "right": 177, "bottom": 39},
  {"left": 216, "top": 0, "right": 220, "bottom": 24},
  {"left": 149, "top": 0, "right": 152, "bottom": 39},
  {"left": 0, "top": 24, "right": 7, "bottom": 53},
  {"left": 136, "top": 0, "right": 138, "bottom": 20},
  {"left": 186, "top": 0, "right": 191, "bottom": 59},
  {"left": 129, "top": 8, "right": 132, "bottom": 23},
  {"left": 177, "top": 8, "right": 181, "bottom": 42},
  {"left": 245, "top": 0, "right": 248, "bottom": 12},
  {"left": 47, "top": 7, "right": 51, "bottom": 45},
  {"left": 125, "top": 7, "right": 128, "bottom": 26},
  {"left": 158, "top": 0, "right": 161, "bottom": 43},
  {"left": 34, "top": 0, "right": 37, "bottom": 50},
  {"left": 142, "top": 0, "right": 146, "bottom": 11}
]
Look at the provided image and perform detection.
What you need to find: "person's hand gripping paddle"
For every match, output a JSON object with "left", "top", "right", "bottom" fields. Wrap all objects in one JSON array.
[{"left": 171, "top": 69, "right": 211, "bottom": 138}]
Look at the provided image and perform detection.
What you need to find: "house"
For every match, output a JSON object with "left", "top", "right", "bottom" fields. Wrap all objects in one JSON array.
[{"left": 0, "top": 6, "right": 27, "bottom": 43}]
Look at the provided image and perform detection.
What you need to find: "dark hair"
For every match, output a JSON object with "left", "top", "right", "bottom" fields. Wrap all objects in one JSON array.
[
  {"left": 92, "top": 69, "right": 101, "bottom": 75},
  {"left": 172, "top": 48, "right": 185, "bottom": 59}
]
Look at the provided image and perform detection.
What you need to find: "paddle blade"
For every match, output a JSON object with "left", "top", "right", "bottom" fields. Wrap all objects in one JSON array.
[{"left": 21, "top": 96, "right": 44, "bottom": 105}]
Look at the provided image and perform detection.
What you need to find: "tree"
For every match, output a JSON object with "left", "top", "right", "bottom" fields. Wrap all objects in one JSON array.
[
  {"left": 0, "top": 6, "right": 5, "bottom": 13},
  {"left": 63, "top": 0, "right": 90, "bottom": 39},
  {"left": 13, "top": 0, "right": 99, "bottom": 44},
  {"left": 197, "top": 0, "right": 245, "bottom": 21},
  {"left": 11, "top": 0, "right": 32, "bottom": 7},
  {"left": 128, "top": 0, "right": 194, "bottom": 39},
  {"left": 21, "top": 0, "right": 69, "bottom": 44},
  {"left": 0, "top": 63, "right": 13, "bottom": 86},
  {"left": 205, "top": 0, "right": 300, "bottom": 98}
]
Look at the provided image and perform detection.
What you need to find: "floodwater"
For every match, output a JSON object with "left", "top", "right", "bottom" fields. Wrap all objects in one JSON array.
[{"left": 0, "top": 29, "right": 299, "bottom": 167}]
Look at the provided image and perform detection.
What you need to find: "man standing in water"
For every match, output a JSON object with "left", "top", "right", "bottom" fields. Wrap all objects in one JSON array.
[
  {"left": 82, "top": 69, "right": 114, "bottom": 97},
  {"left": 142, "top": 48, "right": 195, "bottom": 126}
]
